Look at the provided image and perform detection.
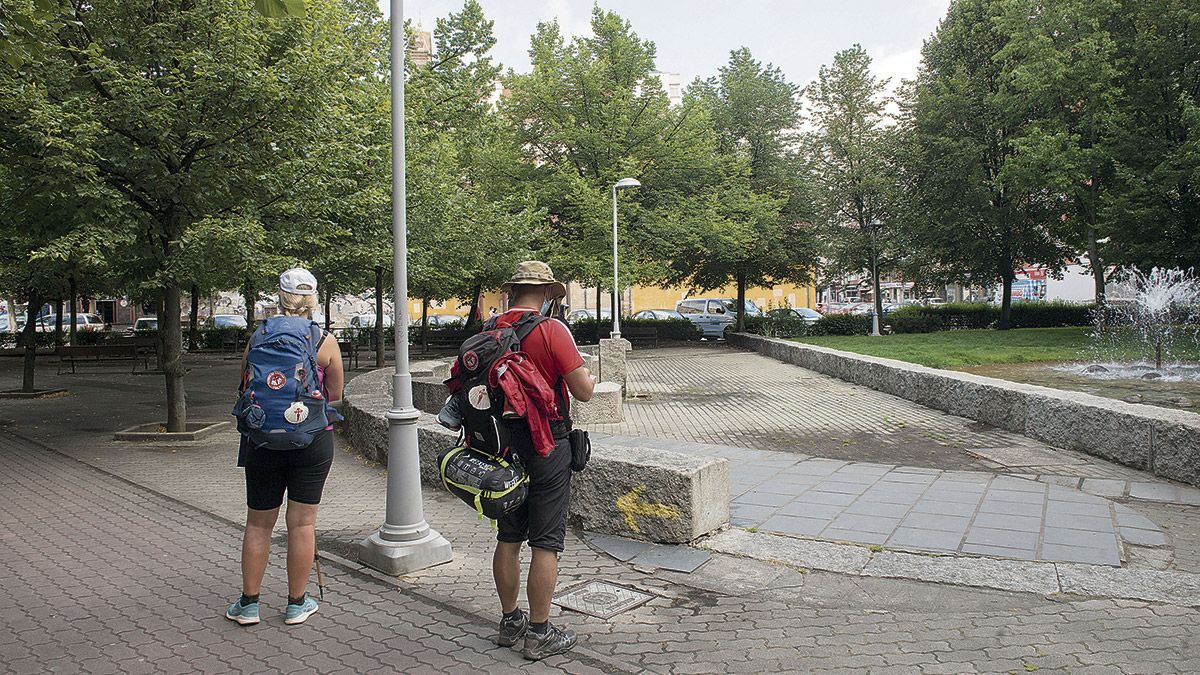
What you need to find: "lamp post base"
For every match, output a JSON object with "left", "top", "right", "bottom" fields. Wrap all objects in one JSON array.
[{"left": 358, "top": 527, "right": 453, "bottom": 576}]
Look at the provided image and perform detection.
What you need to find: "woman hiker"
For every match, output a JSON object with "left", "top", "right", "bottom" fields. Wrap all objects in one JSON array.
[{"left": 226, "top": 268, "right": 344, "bottom": 626}]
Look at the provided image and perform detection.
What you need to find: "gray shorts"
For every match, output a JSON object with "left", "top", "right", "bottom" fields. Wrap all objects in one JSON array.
[{"left": 496, "top": 431, "right": 571, "bottom": 552}]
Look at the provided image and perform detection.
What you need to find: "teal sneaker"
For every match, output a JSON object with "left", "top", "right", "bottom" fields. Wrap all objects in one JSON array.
[
  {"left": 284, "top": 595, "right": 319, "bottom": 625},
  {"left": 225, "top": 598, "right": 260, "bottom": 626}
]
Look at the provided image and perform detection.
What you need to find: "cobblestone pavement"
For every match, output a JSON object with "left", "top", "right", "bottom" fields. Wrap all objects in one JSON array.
[
  {"left": 586, "top": 347, "right": 1154, "bottom": 480},
  {"left": 5, "top": 354, "right": 1200, "bottom": 672}
]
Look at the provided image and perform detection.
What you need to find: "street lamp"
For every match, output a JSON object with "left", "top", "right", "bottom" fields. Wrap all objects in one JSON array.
[
  {"left": 359, "top": 0, "right": 453, "bottom": 575},
  {"left": 610, "top": 177, "right": 640, "bottom": 340},
  {"left": 869, "top": 218, "right": 881, "bottom": 337}
]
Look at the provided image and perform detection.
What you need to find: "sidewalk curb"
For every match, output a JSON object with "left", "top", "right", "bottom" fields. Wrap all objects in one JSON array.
[
  {"left": 14, "top": 432, "right": 640, "bottom": 675},
  {"left": 699, "top": 528, "right": 1200, "bottom": 607}
]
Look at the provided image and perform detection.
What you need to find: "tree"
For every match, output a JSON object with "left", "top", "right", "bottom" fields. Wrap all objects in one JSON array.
[
  {"left": 6, "top": 0, "right": 388, "bottom": 429},
  {"left": 899, "top": 0, "right": 1070, "bottom": 328},
  {"left": 808, "top": 45, "right": 897, "bottom": 328},
  {"left": 501, "top": 7, "right": 726, "bottom": 321},
  {"left": 688, "top": 48, "right": 815, "bottom": 330},
  {"left": 994, "top": 0, "right": 1123, "bottom": 307},
  {"left": 1100, "top": 0, "right": 1200, "bottom": 271}
]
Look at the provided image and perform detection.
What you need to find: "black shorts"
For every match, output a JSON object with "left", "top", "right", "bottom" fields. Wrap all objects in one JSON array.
[
  {"left": 497, "top": 429, "right": 571, "bottom": 553},
  {"left": 242, "top": 431, "right": 334, "bottom": 511}
]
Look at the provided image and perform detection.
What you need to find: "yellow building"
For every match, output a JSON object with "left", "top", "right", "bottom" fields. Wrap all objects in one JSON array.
[{"left": 565, "top": 281, "right": 818, "bottom": 316}]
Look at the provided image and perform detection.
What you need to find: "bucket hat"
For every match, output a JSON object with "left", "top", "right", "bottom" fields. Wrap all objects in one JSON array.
[{"left": 500, "top": 261, "right": 566, "bottom": 299}]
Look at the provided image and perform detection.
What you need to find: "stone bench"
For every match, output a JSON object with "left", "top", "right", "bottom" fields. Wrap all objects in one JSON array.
[{"left": 344, "top": 367, "right": 727, "bottom": 543}]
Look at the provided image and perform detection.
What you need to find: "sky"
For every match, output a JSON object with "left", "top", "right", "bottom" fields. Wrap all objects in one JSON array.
[{"left": 387, "top": 0, "right": 953, "bottom": 94}]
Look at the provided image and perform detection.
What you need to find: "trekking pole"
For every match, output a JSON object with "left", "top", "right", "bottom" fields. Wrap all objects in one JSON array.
[{"left": 314, "top": 533, "right": 325, "bottom": 600}]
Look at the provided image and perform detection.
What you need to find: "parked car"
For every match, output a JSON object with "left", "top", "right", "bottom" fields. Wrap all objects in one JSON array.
[
  {"left": 766, "top": 307, "right": 822, "bottom": 324},
  {"left": 631, "top": 309, "right": 685, "bottom": 321},
  {"left": 566, "top": 309, "right": 612, "bottom": 323},
  {"left": 126, "top": 316, "right": 159, "bottom": 335},
  {"left": 425, "top": 314, "right": 465, "bottom": 327},
  {"left": 350, "top": 314, "right": 394, "bottom": 329},
  {"left": 204, "top": 314, "right": 249, "bottom": 330},
  {"left": 35, "top": 313, "right": 107, "bottom": 332},
  {"left": 676, "top": 298, "right": 762, "bottom": 338}
]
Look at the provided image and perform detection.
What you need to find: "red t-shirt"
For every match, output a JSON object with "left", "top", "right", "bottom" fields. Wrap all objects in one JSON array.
[{"left": 498, "top": 307, "right": 584, "bottom": 415}]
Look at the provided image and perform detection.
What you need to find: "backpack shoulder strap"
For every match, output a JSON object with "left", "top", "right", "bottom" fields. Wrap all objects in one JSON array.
[{"left": 512, "top": 312, "right": 548, "bottom": 344}]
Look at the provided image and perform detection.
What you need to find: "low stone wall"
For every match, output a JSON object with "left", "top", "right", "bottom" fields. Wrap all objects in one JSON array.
[
  {"left": 344, "top": 367, "right": 729, "bottom": 543},
  {"left": 728, "top": 332, "right": 1200, "bottom": 486}
]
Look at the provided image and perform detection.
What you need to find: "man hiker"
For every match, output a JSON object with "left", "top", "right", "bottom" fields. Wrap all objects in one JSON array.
[{"left": 490, "top": 261, "right": 596, "bottom": 660}]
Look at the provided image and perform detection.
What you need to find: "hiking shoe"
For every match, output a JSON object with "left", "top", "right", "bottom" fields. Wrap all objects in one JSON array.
[
  {"left": 283, "top": 595, "right": 319, "bottom": 625},
  {"left": 225, "top": 598, "right": 260, "bottom": 626},
  {"left": 496, "top": 611, "right": 529, "bottom": 647},
  {"left": 522, "top": 623, "right": 577, "bottom": 661}
]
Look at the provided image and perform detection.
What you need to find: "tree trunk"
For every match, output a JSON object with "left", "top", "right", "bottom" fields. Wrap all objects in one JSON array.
[
  {"left": 323, "top": 284, "right": 332, "bottom": 331},
  {"left": 21, "top": 289, "right": 41, "bottom": 392},
  {"left": 872, "top": 257, "right": 884, "bottom": 333},
  {"left": 466, "top": 282, "right": 482, "bottom": 331},
  {"left": 596, "top": 284, "right": 603, "bottom": 342},
  {"left": 243, "top": 283, "right": 256, "bottom": 327},
  {"left": 998, "top": 273, "right": 1014, "bottom": 330},
  {"left": 736, "top": 270, "right": 747, "bottom": 333},
  {"left": 161, "top": 284, "right": 188, "bottom": 432},
  {"left": 53, "top": 297, "right": 63, "bottom": 347},
  {"left": 68, "top": 276, "right": 78, "bottom": 346},
  {"left": 374, "top": 267, "right": 385, "bottom": 368},
  {"left": 188, "top": 284, "right": 200, "bottom": 351},
  {"left": 5, "top": 297, "right": 15, "bottom": 333},
  {"left": 1087, "top": 225, "right": 1105, "bottom": 321},
  {"left": 421, "top": 298, "right": 430, "bottom": 353}
]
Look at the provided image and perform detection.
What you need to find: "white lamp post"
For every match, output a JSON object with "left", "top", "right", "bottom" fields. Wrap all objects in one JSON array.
[
  {"left": 869, "top": 218, "right": 882, "bottom": 337},
  {"left": 359, "top": 0, "right": 453, "bottom": 575},
  {"left": 610, "top": 177, "right": 640, "bottom": 340}
]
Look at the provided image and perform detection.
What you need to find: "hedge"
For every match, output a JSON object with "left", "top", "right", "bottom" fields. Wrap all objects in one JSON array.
[
  {"left": 569, "top": 317, "right": 702, "bottom": 344},
  {"left": 886, "top": 302, "right": 1096, "bottom": 333},
  {"left": 742, "top": 313, "right": 873, "bottom": 338}
]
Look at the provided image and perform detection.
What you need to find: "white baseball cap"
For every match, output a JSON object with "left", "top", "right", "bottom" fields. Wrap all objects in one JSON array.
[{"left": 279, "top": 267, "right": 319, "bottom": 296}]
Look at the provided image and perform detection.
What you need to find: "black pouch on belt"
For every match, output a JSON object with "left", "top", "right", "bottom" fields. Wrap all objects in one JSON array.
[{"left": 568, "top": 429, "right": 591, "bottom": 472}]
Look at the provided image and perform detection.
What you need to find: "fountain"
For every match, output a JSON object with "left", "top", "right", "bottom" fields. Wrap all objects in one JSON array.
[{"left": 1062, "top": 267, "right": 1200, "bottom": 400}]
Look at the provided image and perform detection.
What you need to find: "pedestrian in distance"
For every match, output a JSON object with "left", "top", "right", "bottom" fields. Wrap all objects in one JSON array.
[
  {"left": 225, "top": 268, "right": 344, "bottom": 626},
  {"left": 489, "top": 261, "right": 597, "bottom": 660}
]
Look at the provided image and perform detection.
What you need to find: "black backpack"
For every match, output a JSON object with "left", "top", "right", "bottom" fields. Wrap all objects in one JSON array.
[{"left": 450, "top": 311, "right": 549, "bottom": 455}]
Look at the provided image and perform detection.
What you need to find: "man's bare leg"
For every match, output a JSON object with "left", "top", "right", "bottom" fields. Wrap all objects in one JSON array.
[
  {"left": 493, "top": 541, "right": 522, "bottom": 613},
  {"left": 527, "top": 547, "right": 558, "bottom": 623}
]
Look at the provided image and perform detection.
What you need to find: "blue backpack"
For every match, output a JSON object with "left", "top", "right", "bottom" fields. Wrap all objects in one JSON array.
[{"left": 232, "top": 316, "right": 343, "bottom": 450}]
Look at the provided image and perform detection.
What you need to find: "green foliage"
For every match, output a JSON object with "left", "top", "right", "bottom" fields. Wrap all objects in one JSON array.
[
  {"left": 568, "top": 317, "right": 701, "bottom": 344},
  {"left": 886, "top": 302, "right": 1095, "bottom": 333},
  {"left": 795, "top": 327, "right": 1098, "bottom": 369},
  {"left": 743, "top": 313, "right": 871, "bottom": 337}
]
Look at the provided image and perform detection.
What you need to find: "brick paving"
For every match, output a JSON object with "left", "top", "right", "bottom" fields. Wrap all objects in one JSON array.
[{"left": 5, "top": 353, "right": 1200, "bottom": 672}]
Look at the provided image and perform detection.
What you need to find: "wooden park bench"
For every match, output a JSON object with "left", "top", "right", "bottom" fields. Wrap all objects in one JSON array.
[
  {"left": 114, "top": 336, "right": 159, "bottom": 370},
  {"left": 421, "top": 330, "right": 471, "bottom": 353},
  {"left": 623, "top": 325, "right": 659, "bottom": 348},
  {"left": 56, "top": 344, "right": 141, "bottom": 374}
]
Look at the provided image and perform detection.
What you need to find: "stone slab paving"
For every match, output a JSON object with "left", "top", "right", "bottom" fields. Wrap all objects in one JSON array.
[{"left": 594, "top": 434, "right": 1163, "bottom": 567}]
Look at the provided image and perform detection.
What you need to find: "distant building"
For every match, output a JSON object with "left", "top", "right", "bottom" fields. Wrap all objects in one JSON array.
[
  {"left": 651, "top": 71, "right": 683, "bottom": 107},
  {"left": 409, "top": 29, "right": 432, "bottom": 67}
]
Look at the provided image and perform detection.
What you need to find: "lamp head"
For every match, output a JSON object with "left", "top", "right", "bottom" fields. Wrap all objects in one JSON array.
[{"left": 614, "top": 177, "right": 641, "bottom": 189}]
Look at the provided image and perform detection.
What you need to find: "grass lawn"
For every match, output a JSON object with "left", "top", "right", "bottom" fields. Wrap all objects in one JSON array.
[{"left": 795, "top": 327, "right": 1102, "bottom": 369}]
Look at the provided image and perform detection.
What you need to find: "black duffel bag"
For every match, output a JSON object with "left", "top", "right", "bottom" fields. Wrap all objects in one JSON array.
[{"left": 437, "top": 445, "right": 528, "bottom": 520}]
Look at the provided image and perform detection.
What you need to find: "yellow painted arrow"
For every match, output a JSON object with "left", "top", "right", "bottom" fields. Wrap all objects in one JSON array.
[{"left": 616, "top": 485, "right": 681, "bottom": 533}]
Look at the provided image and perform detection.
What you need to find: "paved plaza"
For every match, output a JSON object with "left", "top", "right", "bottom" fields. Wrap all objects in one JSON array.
[{"left": 2, "top": 348, "right": 1200, "bottom": 672}]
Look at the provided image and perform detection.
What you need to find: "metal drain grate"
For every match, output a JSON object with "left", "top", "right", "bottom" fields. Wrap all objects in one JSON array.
[{"left": 553, "top": 580, "right": 654, "bottom": 619}]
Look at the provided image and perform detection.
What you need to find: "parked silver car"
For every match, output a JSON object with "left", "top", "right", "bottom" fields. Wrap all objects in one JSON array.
[{"left": 676, "top": 298, "right": 761, "bottom": 338}]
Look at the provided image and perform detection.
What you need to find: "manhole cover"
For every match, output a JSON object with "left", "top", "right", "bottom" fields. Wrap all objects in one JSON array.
[{"left": 553, "top": 580, "right": 654, "bottom": 619}]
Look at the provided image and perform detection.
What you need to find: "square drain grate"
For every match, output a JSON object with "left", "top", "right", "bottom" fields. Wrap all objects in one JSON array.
[{"left": 553, "top": 580, "right": 654, "bottom": 619}]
